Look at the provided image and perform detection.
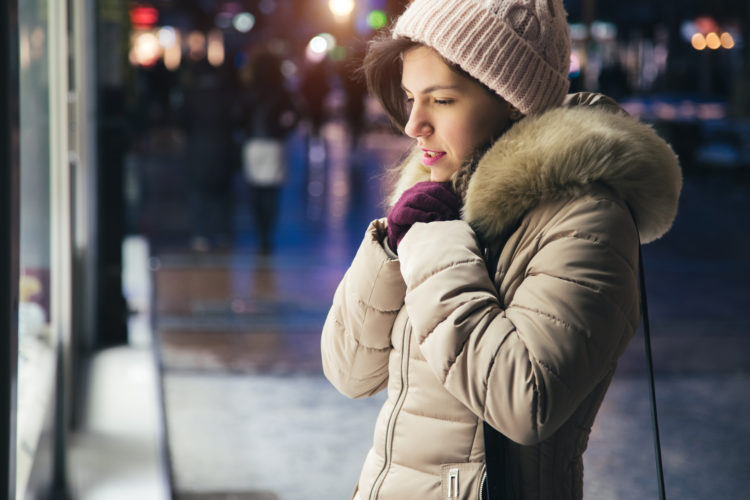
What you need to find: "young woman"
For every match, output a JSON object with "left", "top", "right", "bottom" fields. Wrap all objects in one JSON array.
[{"left": 321, "top": 1, "right": 682, "bottom": 498}]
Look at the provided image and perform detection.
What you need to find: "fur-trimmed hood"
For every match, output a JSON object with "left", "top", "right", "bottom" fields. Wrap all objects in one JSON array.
[{"left": 389, "top": 94, "right": 682, "bottom": 244}]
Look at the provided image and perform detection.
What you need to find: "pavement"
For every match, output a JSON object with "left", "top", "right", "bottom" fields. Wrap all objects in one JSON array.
[{"left": 138, "top": 119, "right": 750, "bottom": 500}]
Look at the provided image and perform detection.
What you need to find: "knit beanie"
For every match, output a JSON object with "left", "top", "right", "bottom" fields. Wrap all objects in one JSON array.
[{"left": 393, "top": 0, "right": 571, "bottom": 115}]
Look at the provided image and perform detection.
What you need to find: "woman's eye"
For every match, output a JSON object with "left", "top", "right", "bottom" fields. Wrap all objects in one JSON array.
[
  {"left": 434, "top": 99, "right": 453, "bottom": 105},
  {"left": 404, "top": 97, "right": 414, "bottom": 112}
]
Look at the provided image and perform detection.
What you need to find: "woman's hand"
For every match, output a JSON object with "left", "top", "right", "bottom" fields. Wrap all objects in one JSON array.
[{"left": 386, "top": 181, "right": 461, "bottom": 253}]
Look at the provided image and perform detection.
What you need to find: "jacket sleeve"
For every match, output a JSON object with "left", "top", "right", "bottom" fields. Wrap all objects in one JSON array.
[
  {"left": 321, "top": 218, "right": 406, "bottom": 399},
  {"left": 397, "top": 197, "right": 640, "bottom": 445}
]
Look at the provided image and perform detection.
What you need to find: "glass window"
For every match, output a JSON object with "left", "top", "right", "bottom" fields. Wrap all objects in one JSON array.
[{"left": 16, "top": 1, "right": 57, "bottom": 498}]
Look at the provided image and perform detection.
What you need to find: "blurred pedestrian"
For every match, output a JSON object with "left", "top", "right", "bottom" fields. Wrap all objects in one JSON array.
[
  {"left": 341, "top": 42, "right": 369, "bottom": 151},
  {"left": 321, "top": 1, "right": 683, "bottom": 499},
  {"left": 241, "top": 48, "right": 298, "bottom": 254},
  {"left": 299, "top": 60, "right": 331, "bottom": 138},
  {"left": 182, "top": 58, "right": 233, "bottom": 251}
]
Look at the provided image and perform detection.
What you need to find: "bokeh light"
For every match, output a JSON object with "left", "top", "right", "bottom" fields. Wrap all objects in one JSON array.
[
  {"left": 308, "top": 36, "right": 328, "bottom": 55},
  {"left": 164, "top": 33, "right": 182, "bottom": 70},
  {"left": 309, "top": 33, "right": 335, "bottom": 54},
  {"left": 157, "top": 26, "right": 176, "bottom": 48},
  {"left": 569, "top": 52, "right": 581, "bottom": 77},
  {"left": 234, "top": 52, "right": 249, "bottom": 68},
  {"left": 366, "top": 10, "right": 387, "bottom": 30},
  {"left": 280, "top": 59, "right": 298, "bottom": 78},
  {"left": 720, "top": 32, "right": 735, "bottom": 49},
  {"left": 705, "top": 32, "right": 721, "bottom": 50},
  {"left": 188, "top": 31, "right": 206, "bottom": 60},
  {"left": 233, "top": 12, "right": 256, "bottom": 33},
  {"left": 131, "top": 32, "right": 160, "bottom": 67},
  {"left": 329, "top": 0, "right": 355, "bottom": 19},
  {"left": 130, "top": 5, "right": 158, "bottom": 28},
  {"left": 329, "top": 45, "right": 347, "bottom": 62},
  {"left": 207, "top": 30, "right": 225, "bottom": 67},
  {"left": 307, "top": 34, "right": 336, "bottom": 63},
  {"left": 691, "top": 33, "right": 707, "bottom": 51}
]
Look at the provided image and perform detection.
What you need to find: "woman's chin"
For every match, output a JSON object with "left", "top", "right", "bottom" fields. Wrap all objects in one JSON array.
[{"left": 430, "top": 168, "right": 455, "bottom": 183}]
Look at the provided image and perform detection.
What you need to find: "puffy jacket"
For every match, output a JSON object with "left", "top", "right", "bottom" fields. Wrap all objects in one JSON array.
[{"left": 321, "top": 94, "right": 682, "bottom": 499}]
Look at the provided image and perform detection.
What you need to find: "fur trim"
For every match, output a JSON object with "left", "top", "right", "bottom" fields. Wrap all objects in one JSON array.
[
  {"left": 389, "top": 103, "right": 682, "bottom": 244},
  {"left": 463, "top": 106, "right": 682, "bottom": 243},
  {"left": 388, "top": 149, "right": 432, "bottom": 207}
]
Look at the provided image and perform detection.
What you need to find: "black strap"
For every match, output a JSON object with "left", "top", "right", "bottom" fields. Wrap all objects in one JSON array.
[{"left": 638, "top": 247, "right": 667, "bottom": 500}]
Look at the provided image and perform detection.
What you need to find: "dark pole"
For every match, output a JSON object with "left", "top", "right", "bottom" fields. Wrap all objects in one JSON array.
[
  {"left": 95, "top": 0, "right": 129, "bottom": 349},
  {"left": 0, "top": 0, "right": 20, "bottom": 498}
]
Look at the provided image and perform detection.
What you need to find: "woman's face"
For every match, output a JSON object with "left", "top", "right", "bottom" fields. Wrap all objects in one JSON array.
[{"left": 401, "top": 46, "right": 512, "bottom": 182}]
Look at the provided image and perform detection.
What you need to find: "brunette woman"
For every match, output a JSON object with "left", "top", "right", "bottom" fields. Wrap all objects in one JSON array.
[{"left": 321, "top": 1, "right": 682, "bottom": 498}]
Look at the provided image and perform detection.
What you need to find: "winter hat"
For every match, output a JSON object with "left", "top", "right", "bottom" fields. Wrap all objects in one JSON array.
[{"left": 393, "top": 0, "right": 571, "bottom": 115}]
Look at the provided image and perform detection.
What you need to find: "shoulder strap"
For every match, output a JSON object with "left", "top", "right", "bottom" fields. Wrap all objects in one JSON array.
[{"left": 638, "top": 247, "right": 667, "bottom": 500}]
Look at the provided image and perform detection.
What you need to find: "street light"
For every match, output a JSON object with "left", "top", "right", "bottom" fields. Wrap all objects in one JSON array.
[
  {"left": 307, "top": 33, "right": 336, "bottom": 62},
  {"left": 329, "top": 0, "right": 355, "bottom": 21}
]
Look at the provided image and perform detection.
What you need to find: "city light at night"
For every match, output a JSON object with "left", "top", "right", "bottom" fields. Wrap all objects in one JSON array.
[
  {"left": 329, "top": 0, "right": 355, "bottom": 20},
  {"left": 720, "top": 32, "right": 735, "bottom": 49},
  {"left": 233, "top": 12, "right": 256, "bottom": 33},
  {"left": 307, "top": 33, "right": 336, "bottom": 62},
  {"left": 207, "top": 30, "right": 225, "bottom": 67},
  {"left": 130, "top": 5, "right": 158, "bottom": 28},
  {"left": 130, "top": 31, "right": 160, "bottom": 67},
  {"left": 692, "top": 33, "right": 708, "bottom": 51},
  {"left": 705, "top": 32, "right": 721, "bottom": 50},
  {"left": 691, "top": 31, "right": 736, "bottom": 51},
  {"left": 366, "top": 10, "right": 388, "bottom": 30},
  {"left": 188, "top": 30, "right": 206, "bottom": 61},
  {"left": 157, "top": 26, "right": 176, "bottom": 48}
]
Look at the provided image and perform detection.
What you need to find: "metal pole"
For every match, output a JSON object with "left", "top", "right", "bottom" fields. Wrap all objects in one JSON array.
[{"left": 47, "top": 0, "right": 73, "bottom": 496}]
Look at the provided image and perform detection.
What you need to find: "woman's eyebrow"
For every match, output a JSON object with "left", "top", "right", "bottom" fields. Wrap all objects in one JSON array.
[{"left": 401, "top": 84, "right": 461, "bottom": 94}]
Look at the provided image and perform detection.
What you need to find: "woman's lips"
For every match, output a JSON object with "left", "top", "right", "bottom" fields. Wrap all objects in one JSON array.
[{"left": 421, "top": 149, "right": 446, "bottom": 166}]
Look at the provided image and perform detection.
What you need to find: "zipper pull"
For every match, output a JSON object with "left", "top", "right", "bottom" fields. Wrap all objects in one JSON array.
[{"left": 448, "top": 468, "right": 459, "bottom": 498}]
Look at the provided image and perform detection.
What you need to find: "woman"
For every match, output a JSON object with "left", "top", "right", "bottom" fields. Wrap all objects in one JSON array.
[{"left": 321, "top": 0, "right": 682, "bottom": 498}]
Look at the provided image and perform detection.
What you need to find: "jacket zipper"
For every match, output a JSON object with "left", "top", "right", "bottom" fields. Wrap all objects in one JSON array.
[
  {"left": 479, "top": 469, "right": 487, "bottom": 500},
  {"left": 369, "top": 318, "right": 412, "bottom": 499}
]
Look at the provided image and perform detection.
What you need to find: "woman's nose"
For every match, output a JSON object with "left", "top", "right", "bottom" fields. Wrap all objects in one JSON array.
[{"left": 404, "top": 105, "right": 432, "bottom": 138}]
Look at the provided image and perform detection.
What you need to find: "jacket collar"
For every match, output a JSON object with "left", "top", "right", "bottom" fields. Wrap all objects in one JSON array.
[{"left": 389, "top": 93, "right": 682, "bottom": 244}]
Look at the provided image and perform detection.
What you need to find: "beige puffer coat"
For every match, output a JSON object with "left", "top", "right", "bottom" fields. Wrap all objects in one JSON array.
[{"left": 321, "top": 95, "right": 682, "bottom": 500}]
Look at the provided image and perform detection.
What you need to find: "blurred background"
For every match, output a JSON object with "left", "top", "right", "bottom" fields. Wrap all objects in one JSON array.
[{"left": 2, "top": 0, "right": 749, "bottom": 499}]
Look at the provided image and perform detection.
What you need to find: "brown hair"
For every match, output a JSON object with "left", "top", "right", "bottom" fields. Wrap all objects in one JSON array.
[
  {"left": 362, "top": 32, "right": 506, "bottom": 132},
  {"left": 362, "top": 34, "right": 419, "bottom": 131}
]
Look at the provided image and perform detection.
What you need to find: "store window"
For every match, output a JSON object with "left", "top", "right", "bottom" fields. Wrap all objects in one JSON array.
[{"left": 16, "top": 1, "right": 58, "bottom": 498}]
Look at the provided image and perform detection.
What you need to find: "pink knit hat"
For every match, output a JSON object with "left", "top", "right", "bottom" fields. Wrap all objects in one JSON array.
[{"left": 393, "top": 0, "right": 571, "bottom": 115}]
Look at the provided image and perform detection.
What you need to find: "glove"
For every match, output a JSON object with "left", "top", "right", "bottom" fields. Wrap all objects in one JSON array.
[{"left": 386, "top": 181, "right": 461, "bottom": 253}]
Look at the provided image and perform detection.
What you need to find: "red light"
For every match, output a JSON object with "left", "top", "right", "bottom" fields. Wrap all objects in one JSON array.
[
  {"left": 130, "top": 6, "right": 159, "bottom": 28},
  {"left": 694, "top": 16, "right": 719, "bottom": 35}
]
